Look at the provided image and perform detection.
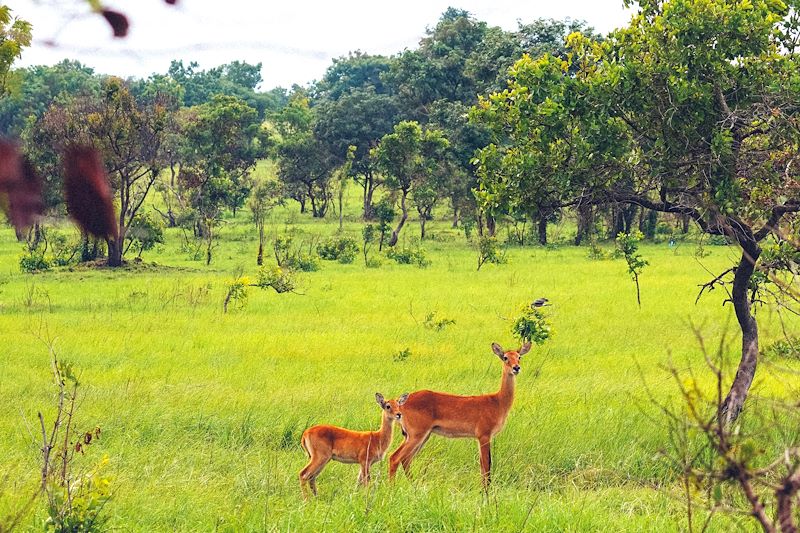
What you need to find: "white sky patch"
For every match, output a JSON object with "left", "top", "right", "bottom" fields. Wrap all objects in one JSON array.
[{"left": 7, "top": 0, "right": 634, "bottom": 89}]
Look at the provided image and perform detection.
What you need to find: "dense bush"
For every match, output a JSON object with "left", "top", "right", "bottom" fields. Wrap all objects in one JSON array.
[
  {"left": 317, "top": 235, "right": 359, "bottom": 263},
  {"left": 126, "top": 212, "right": 165, "bottom": 258},
  {"left": 386, "top": 240, "right": 430, "bottom": 268},
  {"left": 273, "top": 235, "right": 320, "bottom": 272},
  {"left": 19, "top": 251, "right": 51, "bottom": 273}
]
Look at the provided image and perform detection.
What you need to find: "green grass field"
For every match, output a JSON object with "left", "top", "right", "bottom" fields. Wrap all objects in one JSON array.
[{"left": 0, "top": 177, "right": 795, "bottom": 531}]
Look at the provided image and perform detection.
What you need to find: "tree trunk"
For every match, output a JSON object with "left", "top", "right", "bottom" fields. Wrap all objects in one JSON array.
[
  {"left": 420, "top": 215, "right": 427, "bottom": 240},
  {"left": 537, "top": 216, "right": 548, "bottom": 245},
  {"left": 575, "top": 202, "right": 592, "bottom": 245},
  {"left": 205, "top": 222, "right": 213, "bottom": 266},
  {"left": 486, "top": 214, "right": 496, "bottom": 237},
  {"left": 681, "top": 214, "right": 690, "bottom": 234},
  {"left": 389, "top": 189, "right": 409, "bottom": 247},
  {"left": 623, "top": 205, "right": 638, "bottom": 234},
  {"left": 107, "top": 238, "right": 123, "bottom": 267},
  {"left": 452, "top": 206, "right": 459, "bottom": 228},
  {"left": 257, "top": 224, "right": 264, "bottom": 266},
  {"left": 338, "top": 188, "right": 344, "bottom": 230},
  {"left": 722, "top": 241, "right": 762, "bottom": 422},
  {"left": 363, "top": 174, "right": 376, "bottom": 220}
]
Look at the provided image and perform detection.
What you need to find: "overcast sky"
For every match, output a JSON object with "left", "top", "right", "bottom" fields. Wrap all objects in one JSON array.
[{"left": 7, "top": 1, "right": 634, "bottom": 89}]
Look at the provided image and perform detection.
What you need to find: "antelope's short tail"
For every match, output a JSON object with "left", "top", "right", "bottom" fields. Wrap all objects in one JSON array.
[{"left": 300, "top": 432, "right": 310, "bottom": 458}]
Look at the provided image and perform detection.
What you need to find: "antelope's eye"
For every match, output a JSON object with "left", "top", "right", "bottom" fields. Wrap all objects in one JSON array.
[
  {"left": 385, "top": 405, "right": 390, "bottom": 410},
  {"left": 503, "top": 355, "right": 508, "bottom": 361}
]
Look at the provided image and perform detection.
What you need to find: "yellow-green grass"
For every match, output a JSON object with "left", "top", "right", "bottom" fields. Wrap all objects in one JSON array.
[{"left": 0, "top": 188, "right": 795, "bottom": 531}]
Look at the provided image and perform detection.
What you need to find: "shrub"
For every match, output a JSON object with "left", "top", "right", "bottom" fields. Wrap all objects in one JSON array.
[
  {"left": 20, "top": 251, "right": 51, "bottom": 273},
  {"left": 476, "top": 236, "right": 506, "bottom": 270},
  {"left": 386, "top": 241, "right": 430, "bottom": 268},
  {"left": 46, "top": 231, "right": 81, "bottom": 266},
  {"left": 318, "top": 236, "right": 359, "bottom": 264},
  {"left": 393, "top": 348, "right": 411, "bottom": 362},
  {"left": 273, "top": 235, "right": 320, "bottom": 272},
  {"left": 511, "top": 305, "right": 552, "bottom": 345},
  {"left": 763, "top": 337, "right": 799, "bottom": 360},
  {"left": 257, "top": 266, "right": 298, "bottom": 293},
  {"left": 423, "top": 311, "right": 455, "bottom": 331},
  {"left": 126, "top": 212, "right": 165, "bottom": 258},
  {"left": 223, "top": 276, "right": 251, "bottom": 313}
]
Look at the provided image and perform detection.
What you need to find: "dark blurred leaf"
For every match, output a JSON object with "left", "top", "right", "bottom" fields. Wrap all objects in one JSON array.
[
  {"left": 101, "top": 9, "right": 128, "bottom": 38},
  {"left": 63, "top": 145, "right": 118, "bottom": 239},
  {"left": 0, "top": 139, "right": 44, "bottom": 231}
]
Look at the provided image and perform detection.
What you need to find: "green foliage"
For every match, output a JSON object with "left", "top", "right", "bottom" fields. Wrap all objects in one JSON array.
[
  {"left": 256, "top": 265, "right": 298, "bottom": 293},
  {"left": 317, "top": 235, "right": 359, "bottom": 264},
  {"left": 0, "top": 6, "right": 31, "bottom": 97},
  {"left": 476, "top": 235, "right": 506, "bottom": 270},
  {"left": 361, "top": 224, "right": 377, "bottom": 266},
  {"left": 763, "top": 337, "right": 799, "bottom": 360},
  {"left": 223, "top": 275, "right": 251, "bottom": 313},
  {"left": 44, "top": 456, "right": 112, "bottom": 533},
  {"left": 393, "top": 347, "right": 412, "bottom": 363},
  {"left": 272, "top": 235, "right": 319, "bottom": 272},
  {"left": 373, "top": 197, "right": 395, "bottom": 249},
  {"left": 125, "top": 212, "right": 164, "bottom": 258},
  {"left": 386, "top": 240, "right": 431, "bottom": 268},
  {"left": 423, "top": 311, "right": 455, "bottom": 331},
  {"left": 615, "top": 231, "right": 649, "bottom": 307},
  {"left": 19, "top": 249, "right": 50, "bottom": 273},
  {"left": 511, "top": 305, "right": 552, "bottom": 345}
]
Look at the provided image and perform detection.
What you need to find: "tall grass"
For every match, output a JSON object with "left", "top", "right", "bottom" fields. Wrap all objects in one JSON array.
[{"left": 0, "top": 186, "right": 795, "bottom": 531}]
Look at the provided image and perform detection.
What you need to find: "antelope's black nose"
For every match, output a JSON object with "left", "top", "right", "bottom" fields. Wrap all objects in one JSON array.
[{"left": 513, "top": 365, "right": 520, "bottom": 374}]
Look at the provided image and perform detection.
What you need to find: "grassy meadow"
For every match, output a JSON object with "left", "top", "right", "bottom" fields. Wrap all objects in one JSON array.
[{"left": 0, "top": 168, "right": 796, "bottom": 531}]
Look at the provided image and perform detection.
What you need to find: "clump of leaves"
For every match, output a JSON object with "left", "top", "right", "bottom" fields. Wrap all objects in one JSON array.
[
  {"left": 386, "top": 240, "right": 430, "bottom": 268},
  {"left": 373, "top": 197, "right": 395, "bottom": 251},
  {"left": 615, "top": 231, "right": 648, "bottom": 307},
  {"left": 273, "top": 235, "right": 319, "bottom": 272},
  {"left": 423, "top": 311, "right": 455, "bottom": 331},
  {"left": 317, "top": 235, "right": 359, "bottom": 264},
  {"left": 393, "top": 348, "right": 412, "bottom": 362},
  {"left": 257, "top": 266, "right": 298, "bottom": 294},
  {"left": 223, "top": 275, "right": 251, "bottom": 313},
  {"left": 477, "top": 235, "right": 506, "bottom": 270},
  {"left": 125, "top": 211, "right": 164, "bottom": 259},
  {"left": 19, "top": 250, "right": 51, "bottom": 273},
  {"left": 362, "top": 224, "right": 378, "bottom": 266},
  {"left": 763, "top": 337, "right": 799, "bottom": 360},
  {"left": 511, "top": 304, "right": 552, "bottom": 345}
]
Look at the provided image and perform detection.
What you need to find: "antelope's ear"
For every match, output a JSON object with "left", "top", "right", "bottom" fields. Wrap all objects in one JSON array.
[
  {"left": 375, "top": 392, "right": 385, "bottom": 407},
  {"left": 398, "top": 393, "right": 409, "bottom": 406},
  {"left": 518, "top": 341, "right": 532, "bottom": 356},
  {"left": 491, "top": 343, "right": 505, "bottom": 359}
]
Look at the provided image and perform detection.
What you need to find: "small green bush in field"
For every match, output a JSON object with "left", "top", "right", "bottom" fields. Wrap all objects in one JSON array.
[
  {"left": 512, "top": 305, "right": 552, "bottom": 345},
  {"left": 19, "top": 251, "right": 51, "bottom": 273},
  {"left": 386, "top": 239, "right": 430, "bottom": 268},
  {"left": 318, "top": 235, "right": 359, "bottom": 263}
]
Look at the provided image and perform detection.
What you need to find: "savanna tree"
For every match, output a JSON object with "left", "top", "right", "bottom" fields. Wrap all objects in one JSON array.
[
  {"left": 372, "top": 121, "right": 448, "bottom": 246},
  {"left": 275, "top": 94, "right": 335, "bottom": 217},
  {"left": 178, "top": 94, "right": 264, "bottom": 264},
  {"left": 249, "top": 179, "right": 283, "bottom": 266},
  {"left": 472, "top": 0, "right": 800, "bottom": 420},
  {"left": 31, "top": 77, "right": 172, "bottom": 266}
]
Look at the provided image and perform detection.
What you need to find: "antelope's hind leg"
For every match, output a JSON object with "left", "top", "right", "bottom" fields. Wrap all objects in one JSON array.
[{"left": 299, "top": 455, "right": 330, "bottom": 498}]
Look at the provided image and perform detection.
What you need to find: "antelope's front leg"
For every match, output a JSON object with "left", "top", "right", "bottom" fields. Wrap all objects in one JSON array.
[
  {"left": 358, "top": 460, "right": 371, "bottom": 486},
  {"left": 478, "top": 437, "right": 492, "bottom": 489}
]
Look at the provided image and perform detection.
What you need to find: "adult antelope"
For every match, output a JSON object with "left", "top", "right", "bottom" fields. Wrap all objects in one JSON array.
[
  {"left": 388, "top": 341, "right": 531, "bottom": 487},
  {"left": 299, "top": 392, "right": 408, "bottom": 498}
]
